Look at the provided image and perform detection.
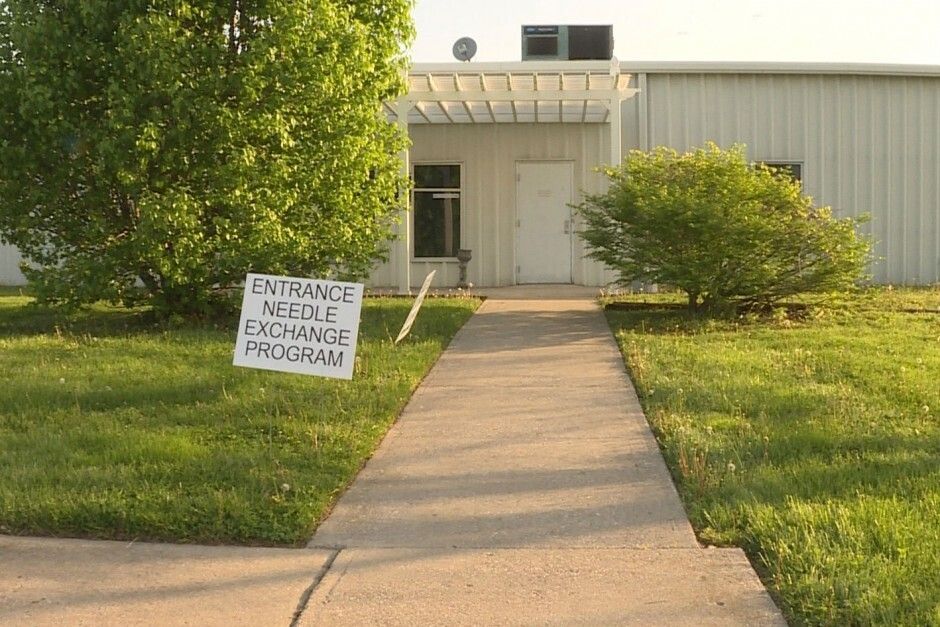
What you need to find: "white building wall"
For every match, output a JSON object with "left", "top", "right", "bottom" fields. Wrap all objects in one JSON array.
[
  {"left": 369, "top": 122, "right": 618, "bottom": 289},
  {"left": 0, "top": 243, "right": 26, "bottom": 286},
  {"left": 3, "top": 68, "right": 938, "bottom": 288},
  {"left": 633, "top": 72, "right": 940, "bottom": 285}
]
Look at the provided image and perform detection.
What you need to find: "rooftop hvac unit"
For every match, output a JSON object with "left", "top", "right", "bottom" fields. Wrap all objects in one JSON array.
[{"left": 521, "top": 25, "right": 614, "bottom": 61}]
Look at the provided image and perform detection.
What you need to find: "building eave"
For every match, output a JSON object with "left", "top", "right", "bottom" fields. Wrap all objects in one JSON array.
[
  {"left": 620, "top": 60, "right": 940, "bottom": 78},
  {"left": 411, "top": 60, "right": 940, "bottom": 78}
]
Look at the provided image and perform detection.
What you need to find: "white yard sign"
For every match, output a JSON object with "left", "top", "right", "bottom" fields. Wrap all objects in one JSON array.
[{"left": 233, "top": 273, "right": 364, "bottom": 380}]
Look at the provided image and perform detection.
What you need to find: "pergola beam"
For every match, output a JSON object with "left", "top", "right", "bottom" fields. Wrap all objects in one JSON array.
[
  {"left": 480, "top": 75, "right": 497, "bottom": 123},
  {"left": 459, "top": 100, "right": 475, "bottom": 122},
  {"left": 533, "top": 74, "right": 540, "bottom": 122},
  {"left": 455, "top": 72, "right": 475, "bottom": 122},
  {"left": 437, "top": 101, "right": 456, "bottom": 124},
  {"left": 413, "top": 103, "right": 432, "bottom": 123}
]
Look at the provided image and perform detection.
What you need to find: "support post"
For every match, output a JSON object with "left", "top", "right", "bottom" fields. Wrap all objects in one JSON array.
[
  {"left": 608, "top": 59, "right": 623, "bottom": 168},
  {"left": 637, "top": 72, "right": 650, "bottom": 151},
  {"left": 609, "top": 96, "right": 622, "bottom": 167},
  {"left": 395, "top": 99, "right": 412, "bottom": 295}
]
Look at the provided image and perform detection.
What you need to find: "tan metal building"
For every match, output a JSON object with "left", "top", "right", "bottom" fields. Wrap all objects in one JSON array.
[
  {"left": 372, "top": 60, "right": 940, "bottom": 291},
  {"left": 0, "top": 243, "right": 23, "bottom": 286},
  {"left": 2, "top": 61, "right": 939, "bottom": 289}
]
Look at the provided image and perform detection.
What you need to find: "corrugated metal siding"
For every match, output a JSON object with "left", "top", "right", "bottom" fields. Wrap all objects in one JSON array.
[
  {"left": 636, "top": 72, "right": 940, "bottom": 284},
  {"left": 0, "top": 243, "right": 26, "bottom": 285},
  {"left": 369, "top": 123, "right": 616, "bottom": 288}
]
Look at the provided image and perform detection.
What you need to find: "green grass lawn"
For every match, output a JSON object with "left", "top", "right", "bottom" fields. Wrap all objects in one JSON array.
[
  {"left": 607, "top": 287, "right": 940, "bottom": 626},
  {"left": 0, "top": 287, "right": 479, "bottom": 546}
]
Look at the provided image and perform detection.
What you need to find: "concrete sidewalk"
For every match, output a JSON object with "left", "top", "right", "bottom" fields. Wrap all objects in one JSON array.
[
  {"left": 0, "top": 287, "right": 785, "bottom": 626},
  {"left": 302, "top": 288, "right": 784, "bottom": 625},
  {"left": 0, "top": 536, "right": 335, "bottom": 626}
]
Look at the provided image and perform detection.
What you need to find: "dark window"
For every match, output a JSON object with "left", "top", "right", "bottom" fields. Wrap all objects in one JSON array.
[
  {"left": 413, "top": 164, "right": 460, "bottom": 189},
  {"left": 413, "top": 165, "right": 460, "bottom": 258},
  {"left": 759, "top": 161, "right": 803, "bottom": 183}
]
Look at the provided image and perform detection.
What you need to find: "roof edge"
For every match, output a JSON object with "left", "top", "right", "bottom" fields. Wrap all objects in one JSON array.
[
  {"left": 409, "top": 60, "right": 940, "bottom": 78},
  {"left": 622, "top": 60, "right": 940, "bottom": 77}
]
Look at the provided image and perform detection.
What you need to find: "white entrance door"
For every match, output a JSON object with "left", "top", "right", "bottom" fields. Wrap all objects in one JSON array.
[{"left": 515, "top": 161, "right": 573, "bottom": 283}]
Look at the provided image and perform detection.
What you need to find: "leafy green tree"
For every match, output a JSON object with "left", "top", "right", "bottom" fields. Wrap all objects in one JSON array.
[
  {"left": 0, "top": 0, "right": 413, "bottom": 315},
  {"left": 577, "top": 144, "right": 871, "bottom": 311}
]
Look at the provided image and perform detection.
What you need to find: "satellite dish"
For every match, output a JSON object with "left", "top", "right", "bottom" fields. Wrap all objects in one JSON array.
[{"left": 452, "top": 37, "right": 477, "bottom": 62}]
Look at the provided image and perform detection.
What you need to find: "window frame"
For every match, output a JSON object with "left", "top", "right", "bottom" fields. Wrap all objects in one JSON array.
[
  {"left": 756, "top": 160, "right": 804, "bottom": 187},
  {"left": 410, "top": 161, "right": 464, "bottom": 262}
]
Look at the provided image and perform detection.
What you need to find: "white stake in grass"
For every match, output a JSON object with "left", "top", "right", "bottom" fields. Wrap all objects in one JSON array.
[{"left": 395, "top": 271, "right": 436, "bottom": 345}]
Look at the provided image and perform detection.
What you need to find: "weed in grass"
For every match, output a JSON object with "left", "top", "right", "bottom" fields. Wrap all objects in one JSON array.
[{"left": 677, "top": 443, "right": 710, "bottom": 498}]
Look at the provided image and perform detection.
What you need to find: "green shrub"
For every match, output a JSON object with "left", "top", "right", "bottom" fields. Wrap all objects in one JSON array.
[{"left": 577, "top": 143, "right": 871, "bottom": 312}]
